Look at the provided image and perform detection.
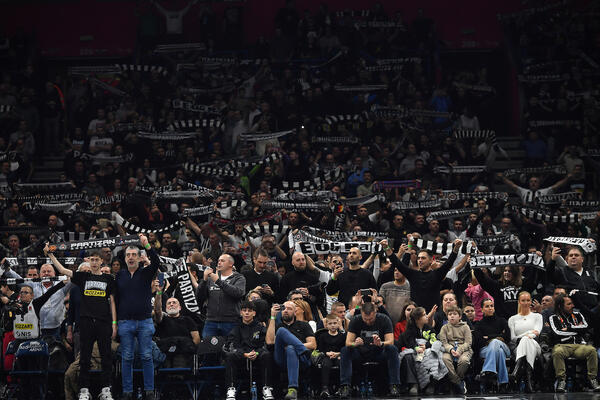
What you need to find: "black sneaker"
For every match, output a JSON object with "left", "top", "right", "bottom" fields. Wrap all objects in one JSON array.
[
  {"left": 589, "top": 378, "right": 600, "bottom": 392},
  {"left": 338, "top": 385, "right": 351, "bottom": 399},
  {"left": 319, "top": 387, "right": 330, "bottom": 398}
]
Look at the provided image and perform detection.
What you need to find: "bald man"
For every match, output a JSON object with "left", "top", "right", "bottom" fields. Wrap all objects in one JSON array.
[
  {"left": 277, "top": 252, "right": 320, "bottom": 303},
  {"left": 197, "top": 253, "right": 246, "bottom": 337}
]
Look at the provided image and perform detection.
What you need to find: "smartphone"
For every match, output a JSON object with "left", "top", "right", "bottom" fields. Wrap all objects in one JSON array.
[
  {"left": 360, "top": 289, "right": 372, "bottom": 303},
  {"left": 158, "top": 272, "right": 164, "bottom": 288}
]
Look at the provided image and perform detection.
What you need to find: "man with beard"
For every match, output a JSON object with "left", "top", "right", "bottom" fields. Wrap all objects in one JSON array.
[
  {"left": 326, "top": 247, "right": 376, "bottom": 308},
  {"left": 153, "top": 294, "right": 200, "bottom": 364},
  {"left": 277, "top": 252, "right": 320, "bottom": 304},
  {"left": 243, "top": 247, "right": 280, "bottom": 305},
  {"left": 266, "top": 301, "right": 316, "bottom": 400}
]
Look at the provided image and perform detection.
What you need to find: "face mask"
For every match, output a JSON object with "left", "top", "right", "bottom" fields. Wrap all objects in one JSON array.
[{"left": 166, "top": 308, "right": 180, "bottom": 316}]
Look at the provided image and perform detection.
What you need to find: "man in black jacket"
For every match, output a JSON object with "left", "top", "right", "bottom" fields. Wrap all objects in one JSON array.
[
  {"left": 225, "top": 301, "right": 274, "bottom": 400},
  {"left": 326, "top": 247, "right": 376, "bottom": 308},
  {"left": 382, "top": 238, "right": 461, "bottom": 312},
  {"left": 243, "top": 247, "right": 279, "bottom": 305},
  {"left": 277, "top": 252, "right": 319, "bottom": 304}
]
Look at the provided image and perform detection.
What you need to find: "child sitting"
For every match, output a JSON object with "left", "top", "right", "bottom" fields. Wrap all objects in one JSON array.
[
  {"left": 439, "top": 305, "right": 473, "bottom": 394},
  {"left": 315, "top": 314, "right": 346, "bottom": 398}
]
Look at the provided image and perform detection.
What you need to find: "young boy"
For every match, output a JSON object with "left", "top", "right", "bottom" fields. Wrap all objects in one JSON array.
[
  {"left": 315, "top": 314, "right": 346, "bottom": 398},
  {"left": 439, "top": 305, "right": 473, "bottom": 395},
  {"left": 225, "top": 300, "right": 274, "bottom": 400}
]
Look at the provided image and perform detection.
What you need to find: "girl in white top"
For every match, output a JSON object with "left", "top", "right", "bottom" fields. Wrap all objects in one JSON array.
[{"left": 508, "top": 291, "right": 543, "bottom": 391}]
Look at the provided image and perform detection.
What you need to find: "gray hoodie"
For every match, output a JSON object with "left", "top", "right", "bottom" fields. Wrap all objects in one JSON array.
[{"left": 197, "top": 272, "right": 246, "bottom": 323}]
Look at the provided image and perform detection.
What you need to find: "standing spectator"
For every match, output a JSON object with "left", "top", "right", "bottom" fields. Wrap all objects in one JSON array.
[
  {"left": 197, "top": 253, "right": 246, "bottom": 337},
  {"left": 384, "top": 239, "right": 461, "bottom": 312},
  {"left": 378, "top": 269, "right": 411, "bottom": 325},
  {"left": 325, "top": 247, "right": 376, "bottom": 308},
  {"left": 497, "top": 173, "right": 571, "bottom": 205},
  {"left": 46, "top": 246, "right": 117, "bottom": 400},
  {"left": 115, "top": 234, "right": 160, "bottom": 400},
  {"left": 243, "top": 247, "right": 280, "bottom": 305}
]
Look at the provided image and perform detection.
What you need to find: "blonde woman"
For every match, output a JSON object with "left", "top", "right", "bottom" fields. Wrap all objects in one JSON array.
[
  {"left": 293, "top": 299, "right": 317, "bottom": 332},
  {"left": 508, "top": 291, "right": 542, "bottom": 393}
]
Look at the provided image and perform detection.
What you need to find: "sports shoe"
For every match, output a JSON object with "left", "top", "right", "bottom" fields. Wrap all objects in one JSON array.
[
  {"left": 262, "top": 386, "right": 274, "bottom": 400},
  {"left": 284, "top": 387, "right": 298, "bottom": 400},
  {"left": 408, "top": 384, "right": 418, "bottom": 396},
  {"left": 338, "top": 385, "right": 351, "bottom": 399},
  {"left": 319, "top": 387, "right": 330, "bottom": 398},
  {"left": 98, "top": 387, "right": 114, "bottom": 400},
  {"left": 226, "top": 386, "right": 237, "bottom": 400},
  {"left": 78, "top": 388, "right": 91, "bottom": 400},
  {"left": 389, "top": 384, "right": 401, "bottom": 397},
  {"left": 555, "top": 379, "right": 566, "bottom": 393},
  {"left": 589, "top": 378, "right": 600, "bottom": 392}
]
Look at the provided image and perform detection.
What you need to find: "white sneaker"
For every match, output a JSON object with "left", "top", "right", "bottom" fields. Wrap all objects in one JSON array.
[
  {"left": 226, "top": 386, "right": 237, "bottom": 400},
  {"left": 78, "top": 388, "right": 91, "bottom": 400},
  {"left": 98, "top": 387, "right": 114, "bottom": 400},
  {"left": 262, "top": 386, "right": 274, "bottom": 400}
]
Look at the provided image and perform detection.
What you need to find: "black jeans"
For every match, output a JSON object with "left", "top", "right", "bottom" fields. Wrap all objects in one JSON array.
[
  {"left": 225, "top": 350, "right": 273, "bottom": 387},
  {"left": 79, "top": 317, "right": 112, "bottom": 389},
  {"left": 320, "top": 356, "right": 340, "bottom": 388}
]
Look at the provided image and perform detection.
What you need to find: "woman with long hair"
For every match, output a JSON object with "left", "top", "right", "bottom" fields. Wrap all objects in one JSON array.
[
  {"left": 507, "top": 291, "right": 542, "bottom": 393},
  {"left": 293, "top": 299, "right": 316, "bottom": 332},
  {"left": 394, "top": 301, "right": 416, "bottom": 341}
]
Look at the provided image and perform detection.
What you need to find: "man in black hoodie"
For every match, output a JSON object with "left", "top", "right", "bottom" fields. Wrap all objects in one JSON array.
[{"left": 225, "top": 301, "right": 274, "bottom": 400}]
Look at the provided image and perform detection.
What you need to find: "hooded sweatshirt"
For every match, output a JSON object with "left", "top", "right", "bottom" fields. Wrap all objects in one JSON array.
[{"left": 439, "top": 320, "right": 473, "bottom": 357}]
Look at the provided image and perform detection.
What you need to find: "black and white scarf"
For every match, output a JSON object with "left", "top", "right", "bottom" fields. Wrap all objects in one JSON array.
[
  {"left": 49, "top": 234, "right": 140, "bottom": 252},
  {"left": 154, "top": 190, "right": 215, "bottom": 200},
  {"left": 426, "top": 207, "right": 479, "bottom": 222},
  {"left": 117, "top": 64, "right": 168, "bottom": 76},
  {"left": 4, "top": 257, "right": 80, "bottom": 269},
  {"left": 239, "top": 129, "right": 294, "bottom": 142},
  {"left": 538, "top": 192, "right": 581, "bottom": 204},
  {"left": 311, "top": 136, "right": 360, "bottom": 144},
  {"left": 453, "top": 129, "right": 498, "bottom": 146},
  {"left": 513, "top": 207, "right": 597, "bottom": 223},
  {"left": 543, "top": 237, "right": 597, "bottom": 253},
  {"left": 243, "top": 223, "right": 290, "bottom": 237},
  {"left": 503, "top": 165, "right": 566, "bottom": 177},
  {"left": 212, "top": 211, "right": 282, "bottom": 228},
  {"left": 0, "top": 276, "right": 69, "bottom": 285},
  {"left": 469, "top": 234, "right": 512, "bottom": 247},
  {"left": 295, "top": 240, "right": 383, "bottom": 255},
  {"left": 260, "top": 201, "right": 331, "bottom": 212},
  {"left": 227, "top": 152, "right": 282, "bottom": 169},
  {"left": 12, "top": 193, "right": 85, "bottom": 204},
  {"left": 341, "top": 194, "right": 384, "bottom": 207},
  {"left": 281, "top": 177, "right": 323, "bottom": 191},
  {"left": 469, "top": 253, "right": 545, "bottom": 270},
  {"left": 56, "top": 231, "right": 109, "bottom": 242},
  {"left": 433, "top": 165, "right": 487, "bottom": 174},
  {"left": 138, "top": 131, "right": 200, "bottom": 140},
  {"left": 528, "top": 120, "right": 581, "bottom": 129},
  {"left": 0, "top": 105, "right": 13, "bottom": 113},
  {"left": 390, "top": 200, "right": 442, "bottom": 210},
  {"left": 180, "top": 205, "right": 215, "bottom": 217},
  {"left": 375, "top": 57, "right": 421, "bottom": 65},
  {"left": 73, "top": 152, "right": 134, "bottom": 164},
  {"left": 176, "top": 180, "right": 233, "bottom": 197},
  {"left": 452, "top": 82, "right": 496, "bottom": 94},
  {"left": 302, "top": 227, "right": 387, "bottom": 240},
  {"left": 13, "top": 182, "right": 75, "bottom": 193},
  {"left": 68, "top": 65, "right": 121, "bottom": 75},
  {"left": 92, "top": 193, "right": 128, "bottom": 206},
  {"left": 23, "top": 202, "right": 77, "bottom": 213},
  {"left": 155, "top": 42, "right": 206, "bottom": 53},
  {"left": 414, "top": 238, "right": 476, "bottom": 256},
  {"left": 334, "top": 85, "right": 388, "bottom": 92},
  {"left": 0, "top": 226, "right": 49, "bottom": 235},
  {"left": 168, "top": 119, "right": 222, "bottom": 130},
  {"left": 173, "top": 258, "right": 200, "bottom": 314},
  {"left": 183, "top": 164, "right": 238, "bottom": 177},
  {"left": 108, "top": 122, "right": 154, "bottom": 133},
  {"left": 171, "top": 100, "right": 220, "bottom": 115},
  {"left": 565, "top": 200, "right": 600, "bottom": 208},
  {"left": 113, "top": 213, "right": 183, "bottom": 234},
  {"left": 275, "top": 191, "right": 337, "bottom": 201},
  {"left": 518, "top": 74, "right": 564, "bottom": 83},
  {"left": 372, "top": 180, "right": 421, "bottom": 189},
  {"left": 323, "top": 114, "right": 368, "bottom": 126},
  {"left": 217, "top": 199, "right": 247, "bottom": 209},
  {"left": 444, "top": 192, "right": 509, "bottom": 202},
  {"left": 364, "top": 64, "right": 403, "bottom": 72}
]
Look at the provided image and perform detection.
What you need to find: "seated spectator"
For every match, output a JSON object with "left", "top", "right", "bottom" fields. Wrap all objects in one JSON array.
[
  {"left": 225, "top": 301, "right": 274, "bottom": 400},
  {"left": 549, "top": 295, "right": 600, "bottom": 392},
  {"left": 433, "top": 292, "right": 472, "bottom": 334},
  {"left": 314, "top": 314, "right": 346, "bottom": 398},
  {"left": 474, "top": 299, "right": 511, "bottom": 387},
  {"left": 439, "top": 305, "right": 472, "bottom": 394},
  {"left": 266, "top": 301, "right": 316, "bottom": 400},
  {"left": 508, "top": 291, "right": 542, "bottom": 393},
  {"left": 393, "top": 301, "right": 416, "bottom": 341},
  {"left": 338, "top": 302, "right": 400, "bottom": 398}
]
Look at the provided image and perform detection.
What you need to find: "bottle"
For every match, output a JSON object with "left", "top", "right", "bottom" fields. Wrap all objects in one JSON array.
[
  {"left": 566, "top": 376, "right": 573, "bottom": 391},
  {"left": 453, "top": 341, "right": 459, "bottom": 362},
  {"left": 251, "top": 381, "right": 258, "bottom": 400}
]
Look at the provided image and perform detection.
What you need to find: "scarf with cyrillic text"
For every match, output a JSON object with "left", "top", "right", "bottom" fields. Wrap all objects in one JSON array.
[
  {"left": 469, "top": 253, "right": 545, "bottom": 270},
  {"left": 543, "top": 237, "right": 597, "bottom": 253}
]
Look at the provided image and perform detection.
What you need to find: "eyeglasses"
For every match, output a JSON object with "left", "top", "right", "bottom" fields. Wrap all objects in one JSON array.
[{"left": 19, "top": 291, "right": 32, "bottom": 295}]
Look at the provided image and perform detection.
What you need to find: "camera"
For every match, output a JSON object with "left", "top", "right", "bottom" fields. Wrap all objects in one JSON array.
[{"left": 4, "top": 300, "right": 26, "bottom": 318}]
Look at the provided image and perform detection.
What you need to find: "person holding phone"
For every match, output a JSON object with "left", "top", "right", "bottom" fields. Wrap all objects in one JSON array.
[
  {"left": 326, "top": 247, "right": 376, "bottom": 308},
  {"left": 243, "top": 247, "right": 280, "bottom": 305}
]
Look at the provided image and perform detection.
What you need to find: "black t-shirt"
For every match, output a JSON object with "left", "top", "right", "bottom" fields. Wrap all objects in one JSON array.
[
  {"left": 71, "top": 272, "right": 115, "bottom": 322},
  {"left": 348, "top": 313, "right": 393, "bottom": 346},
  {"left": 156, "top": 315, "right": 197, "bottom": 339},
  {"left": 317, "top": 330, "right": 347, "bottom": 353},
  {"left": 276, "top": 319, "right": 314, "bottom": 343}
]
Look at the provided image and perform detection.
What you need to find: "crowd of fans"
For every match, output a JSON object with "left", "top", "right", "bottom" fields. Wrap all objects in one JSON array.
[{"left": 0, "top": 1, "right": 600, "bottom": 400}]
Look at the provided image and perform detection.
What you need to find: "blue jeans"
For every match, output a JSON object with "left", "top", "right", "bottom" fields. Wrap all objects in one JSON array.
[
  {"left": 273, "top": 328, "right": 311, "bottom": 388},
  {"left": 340, "top": 344, "right": 400, "bottom": 386},
  {"left": 118, "top": 318, "right": 155, "bottom": 393},
  {"left": 480, "top": 339, "right": 510, "bottom": 384},
  {"left": 202, "top": 321, "right": 237, "bottom": 338}
]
